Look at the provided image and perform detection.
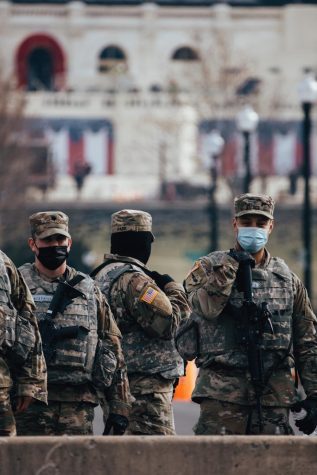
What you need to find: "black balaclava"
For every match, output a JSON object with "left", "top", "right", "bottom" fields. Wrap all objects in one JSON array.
[{"left": 111, "top": 231, "right": 153, "bottom": 264}]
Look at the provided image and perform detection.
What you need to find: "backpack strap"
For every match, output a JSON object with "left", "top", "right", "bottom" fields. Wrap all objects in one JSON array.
[{"left": 90, "top": 257, "right": 150, "bottom": 279}]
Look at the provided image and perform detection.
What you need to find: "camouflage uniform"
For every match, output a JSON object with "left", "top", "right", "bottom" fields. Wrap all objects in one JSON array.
[
  {"left": 15, "top": 211, "right": 130, "bottom": 436},
  {"left": 94, "top": 209, "right": 191, "bottom": 435},
  {"left": 182, "top": 194, "right": 317, "bottom": 435},
  {"left": 0, "top": 251, "right": 47, "bottom": 436}
]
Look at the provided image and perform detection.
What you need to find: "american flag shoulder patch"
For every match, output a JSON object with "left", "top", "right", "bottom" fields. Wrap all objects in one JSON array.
[{"left": 140, "top": 286, "right": 159, "bottom": 305}]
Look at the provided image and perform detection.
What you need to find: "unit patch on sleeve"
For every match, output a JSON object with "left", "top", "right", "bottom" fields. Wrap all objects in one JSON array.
[{"left": 140, "top": 286, "right": 159, "bottom": 305}]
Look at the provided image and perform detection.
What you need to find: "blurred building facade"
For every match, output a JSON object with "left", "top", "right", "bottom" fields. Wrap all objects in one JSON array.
[{"left": 1, "top": 0, "right": 317, "bottom": 200}]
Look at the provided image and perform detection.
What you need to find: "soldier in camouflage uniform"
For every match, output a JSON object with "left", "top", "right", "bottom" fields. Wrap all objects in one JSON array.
[
  {"left": 15, "top": 211, "right": 130, "bottom": 436},
  {"left": 180, "top": 193, "right": 317, "bottom": 435},
  {"left": 0, "top": 251, "right": 47, "bottom": 436},
  {"left": 93, "top": 209, "right": 191, "bottom": 435}
]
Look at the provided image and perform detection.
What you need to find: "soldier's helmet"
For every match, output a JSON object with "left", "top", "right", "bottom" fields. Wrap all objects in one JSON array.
[
  {"left": 111, "top": 209, "right": 155, "bottom": 240},
  {"left": 29, "top": 211, "right": 71, "bottom": 239},
  {"left": 234, "top": 193, "right": 275, "bottom": 220}
]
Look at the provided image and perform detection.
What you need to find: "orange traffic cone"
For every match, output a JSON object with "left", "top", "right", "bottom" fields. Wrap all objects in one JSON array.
[{"left": 173, "top": 361, "right": 197, "bottom": 401}]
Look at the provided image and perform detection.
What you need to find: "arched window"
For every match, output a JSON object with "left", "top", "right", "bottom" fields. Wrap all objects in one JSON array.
[
  {"left": 171, "top": 47, "right": 199, "bottom": 61},
  {"left": 16, "top": 34, "right": 66, "bottom": 91},
  {"left": 27, "top": 48, "right": 53, "bottom": 91},
  {"left": 99, "top": 46, "right": 127, "bottom": 73}
]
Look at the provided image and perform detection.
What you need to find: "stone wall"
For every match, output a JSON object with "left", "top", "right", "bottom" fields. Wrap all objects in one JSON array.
[{"left": 1, "top": 436, "right": 316, "bottom": 475}]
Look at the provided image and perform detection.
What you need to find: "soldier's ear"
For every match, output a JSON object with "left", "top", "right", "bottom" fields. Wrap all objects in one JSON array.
[
  {"left": 28, "top": 237, "right": 37, "bottom": 253},
  {"left": 67, "top": 238, "right": 73, "bottom": 251}
]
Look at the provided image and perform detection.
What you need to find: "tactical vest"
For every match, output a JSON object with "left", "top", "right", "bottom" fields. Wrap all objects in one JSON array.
[
  {"left": 20, "top": 263, "right": 98, "bottom": 385},
  {"left": 196, "top": 256, "right": 294, "bottom": 371},
  {"left": 95, "top": 259, "right": 184, "bottom": 378}
]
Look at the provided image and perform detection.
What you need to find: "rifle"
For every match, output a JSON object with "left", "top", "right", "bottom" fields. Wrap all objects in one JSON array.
[
  {"left": 39, "top": 278, "right": 89, "bottom": 364},
  {"left": 236, "top": 257, "right": 274, "bottom": 434}
]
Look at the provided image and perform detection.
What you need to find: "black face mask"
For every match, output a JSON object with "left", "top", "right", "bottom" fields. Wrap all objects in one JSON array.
[
  {"left": 36, "top": 246, "right": 69, "bottom": 270},
  {"left": 111, "top": 232, "right": 153, "bottom": 264}
]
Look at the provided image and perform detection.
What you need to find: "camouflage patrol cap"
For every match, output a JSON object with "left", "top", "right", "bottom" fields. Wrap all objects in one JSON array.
[
  {"left": 234, "top": 193, "right": 275, "bottom": 219},
  {"left": 29, "top": 211, "right": 71, "bottom": 239},
  {"left": 111, "top": 209, "right": 155, "bottom": 239}
]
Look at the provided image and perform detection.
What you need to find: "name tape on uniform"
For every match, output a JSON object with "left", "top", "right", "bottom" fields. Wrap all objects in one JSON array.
[{"left": 33, "top": 295, "right": 53, "bottom": 303}]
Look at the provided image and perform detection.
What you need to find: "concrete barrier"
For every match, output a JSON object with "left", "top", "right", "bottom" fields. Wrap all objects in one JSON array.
[{"left": 1, "top": 436, "right": 316, "bottom": 475}]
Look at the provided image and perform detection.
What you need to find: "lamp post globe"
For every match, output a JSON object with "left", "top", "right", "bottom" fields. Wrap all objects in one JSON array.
[
  {"left": 298, "top": 72, "right": 317, "bottom": 299},
  {"left": 298, "top": 72, "right": 317, "bottom": 104},
  {"left": 236, "top": 105, "right": 259, "bottom": 193},
  {"left": 206, "top": 129, "right": 225, "bottom": 159},
  {"left": 206, "top": 129, "right": 224, "bottom": 252}
]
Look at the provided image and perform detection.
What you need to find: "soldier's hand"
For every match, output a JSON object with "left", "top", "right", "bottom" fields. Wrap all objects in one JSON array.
[
  {"left": 228, "top": 249, "right": 255, "bottom": 267},
  {"left": 14, "top": 396, "right": 34, "bottom": 413},
  {"left": 103, "top": 413, "right": 129, "bottom": 435},
  {"left": 147, "top": 271, "right": 174, "bottom": 290},
  {"left": 292, "top": 398, "right": 317, "bottom": 435}
]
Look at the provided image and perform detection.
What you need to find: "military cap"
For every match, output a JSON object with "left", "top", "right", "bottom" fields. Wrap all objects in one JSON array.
[
  {"left": 234, "top": 193, "right": 275, "bottom": 219},
  {"left": 111, "top": 209, "right": 155, "bottom": 239},
  {"left": 30, "top": 211, "right": 71, "bottom": 239}
]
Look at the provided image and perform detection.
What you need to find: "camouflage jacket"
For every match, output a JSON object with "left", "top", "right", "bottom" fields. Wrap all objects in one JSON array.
[
  {"left": 94, "top": 254, "right": 191, "bottom": 379},
  {"left": 184, "top": 249, "right": 317, "bottom": 407},
  {"left": 20, "top": 263, "right": 130, "bottom": 417},
  {"left": 0, "top": 252, "right": 47, "bottom": 403}
]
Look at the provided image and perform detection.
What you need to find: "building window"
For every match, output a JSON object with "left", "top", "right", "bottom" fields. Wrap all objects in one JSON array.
[
  {"left": 99, "top": 46, "right": 127, "bottom": 73},
  {"left": 171, "top": 47, "right": 199, "bottom": 61},
  {"left": 27, "top": 48, "right": 53, "bottom": 91},
  {"left": 16, "top": 34, "right": 66, "bottom": 91},
  {"left": 236, "top": 77, "right": 262, "bottom": 96}
]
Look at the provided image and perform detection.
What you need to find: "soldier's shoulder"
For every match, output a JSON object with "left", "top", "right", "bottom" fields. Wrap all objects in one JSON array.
[
  {"left": 19, "top": 262, "right": 33, "bottom": 273},
  {"left": 0, "top": 250, "right": 14, "bottom": 270},
  {"left": 193, "top": 250, "right": 232, "bottom": 268},
  {"left": 269, "top": 256, "right": 293, "bottom": 280},
  {"left": 120, "top": 265, "right": 149, "bottom": 291}
]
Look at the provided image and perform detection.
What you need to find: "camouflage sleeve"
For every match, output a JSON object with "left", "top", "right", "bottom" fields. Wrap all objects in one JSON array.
[
  {"left": 123, "top": 271, "right": 190, "bottom": 340},
  {"left": 184, "top": 253, "right": 239, "bottom": 320},
  {"left": 3, "top": 253, "right": 47, "bottom": 402},
  {"left": 3, "top": 252, "right": 35, "bottom": 313},
  {"left": 292, "top": 272, "right": 317, "bottom": 398},
  {"left": 94, "top": 286, "right": 131, "bottom": 417}
]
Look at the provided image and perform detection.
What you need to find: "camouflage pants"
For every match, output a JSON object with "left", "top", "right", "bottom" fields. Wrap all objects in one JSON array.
[
  {"left": 194, "top": 399, "right": 293, "bottom": 435},
  {"left": 0, "top": 390, "right": 16, "bottom": 437},
  {"left": 15, "top": 400, "right": 95, "bottom": 436},
  {"left": 126, "top": 376, "right": 175, "bottom": 435}
]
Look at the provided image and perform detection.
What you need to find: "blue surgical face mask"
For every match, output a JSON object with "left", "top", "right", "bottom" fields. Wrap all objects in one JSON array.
[{"left": 237, "top": 227, "right": 268, "bottom": 254}]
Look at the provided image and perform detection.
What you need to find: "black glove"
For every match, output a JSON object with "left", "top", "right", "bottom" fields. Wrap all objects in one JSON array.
[
  {"left": 103, "top": 413, "right": 129, "bottom": 436},
  {"left": 147, "top": 271, "right": 174, "bottom": 290},
  {"left": 292, "top": 398, "right": 317, "bottom": 435},
  {"left": 228, "top": 249, "right": 255, "bottom": 267}
]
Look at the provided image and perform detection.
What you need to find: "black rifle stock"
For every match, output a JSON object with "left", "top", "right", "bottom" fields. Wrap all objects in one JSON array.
[{"left": 236, "top": 259, "right": 274, "bottom": 434}]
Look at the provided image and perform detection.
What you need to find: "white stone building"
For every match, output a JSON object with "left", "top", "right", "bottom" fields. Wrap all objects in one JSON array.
[{"left": 1, "top": 0, "right": 317, "bottom": 200}]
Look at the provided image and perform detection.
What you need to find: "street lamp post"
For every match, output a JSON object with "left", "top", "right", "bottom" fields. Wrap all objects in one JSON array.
[
  {"left": 205, "top": 130, "right": 225, "bottom": 252},
  {"left": 236, "top": 105, "right": 259, "bottom": 193},
  {"left": 298, "top": 72, "right": 317, "bottom": 298}
]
